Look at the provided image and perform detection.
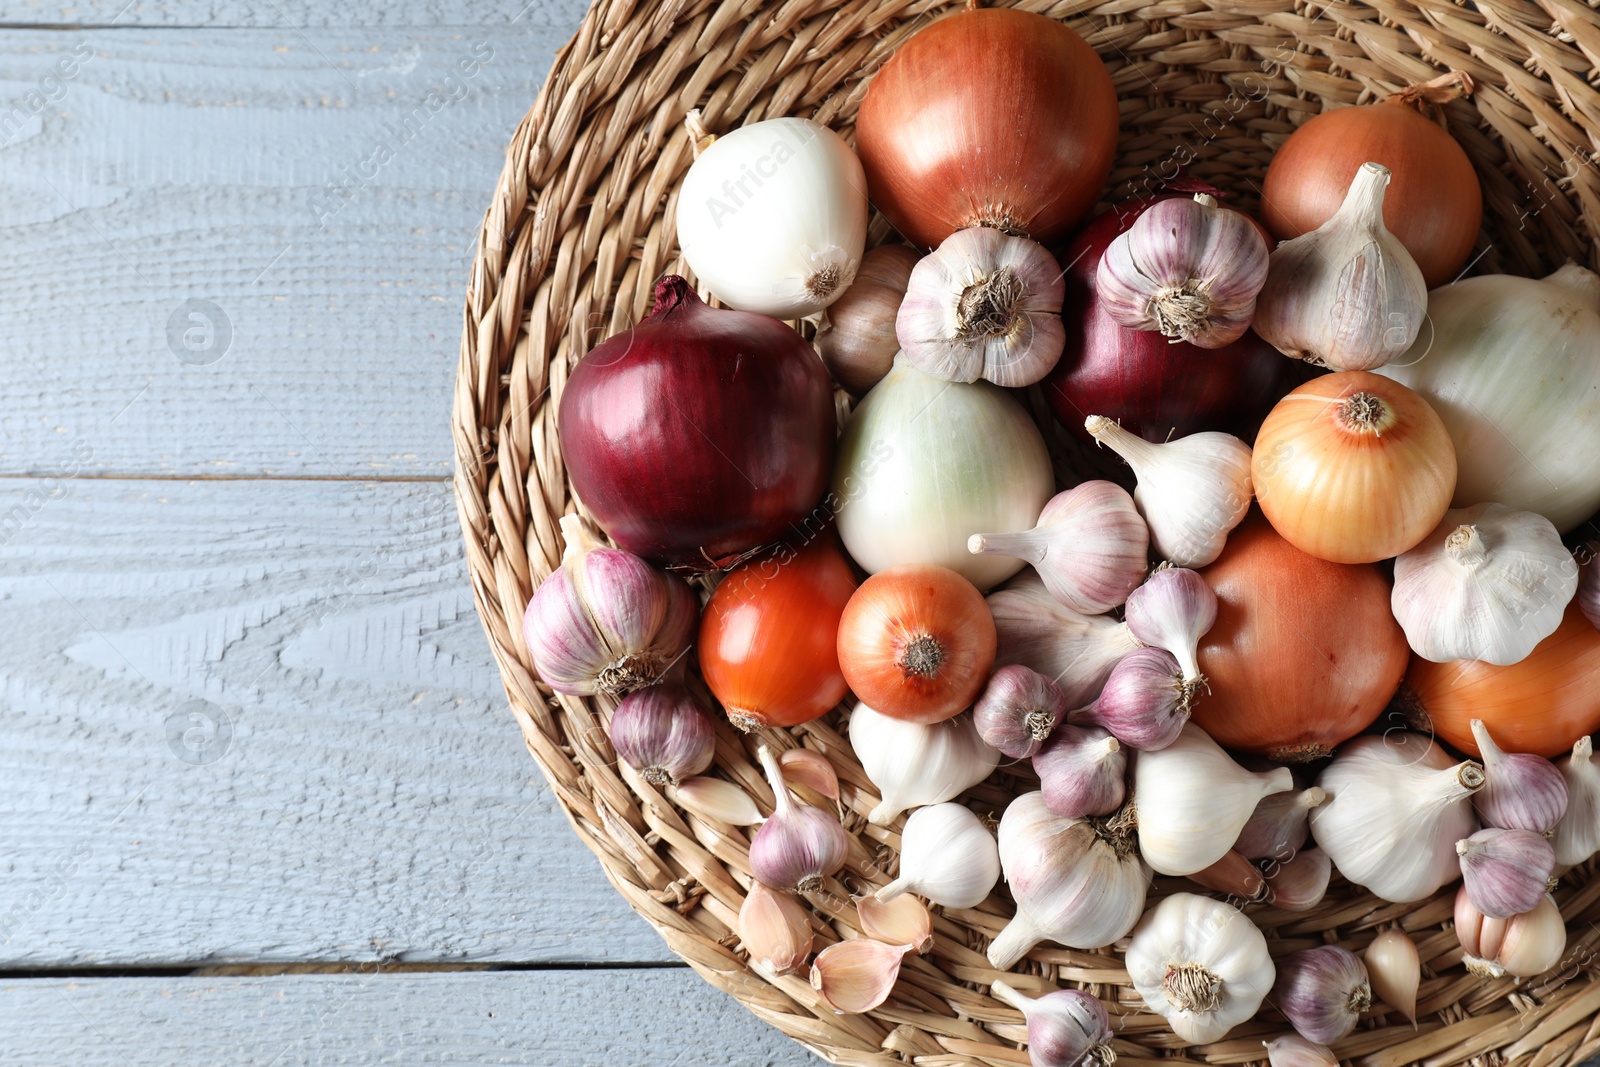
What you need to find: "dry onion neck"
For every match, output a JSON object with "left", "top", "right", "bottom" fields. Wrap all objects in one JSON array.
[
  {"left": 956, "top": 268, "right": 1026, "bottom": 340},
  {"left": 1162, "top": 961, "right": 1223, "bottom": 1014}
]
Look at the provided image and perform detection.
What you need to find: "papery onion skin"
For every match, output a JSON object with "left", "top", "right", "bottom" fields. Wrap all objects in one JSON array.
[
  {"left": 699, "top": 535, "right": 858, "bottom": 731},
  {"left": 559, "top": 277, "right": 836, "bottom": 565},
  {"left": 1045, "top": 195, "right": 1308, "bottom": 446},
  {"left": 1402, "top": 599, "right": 1600, "bottom": 758},
  {"left": 854, "top": 6, "right": 1117, "bottom": 249},
  {"left": 1194, "top": 513, "right": 1409, "bottom": 760},
  {"left": 1252, "top": 371, "right": 1457, "bottom": 564},
  {"left": 837, "top": 564, "right": 997, "bottom": 725}
]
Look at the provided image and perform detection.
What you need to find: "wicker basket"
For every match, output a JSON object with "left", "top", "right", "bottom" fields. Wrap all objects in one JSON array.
[{"left": 453, "top": 2, "right": 1600, "bottom": 1063}]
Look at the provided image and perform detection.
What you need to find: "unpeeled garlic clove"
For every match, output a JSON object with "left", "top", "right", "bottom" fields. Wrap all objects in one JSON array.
[
  {"left": 739, "top": 880, "right": 813, "bottom": 977},
  {"left": 1032, "top": 724, "right": 1126, "bottom": 819},
  {"left": 1455, "top": 886, "right": 1567, "bottom": 978},
  {"left": 810, "top": 938, "right": 911, "bottom": 1014},
  {"left": 1264, "top": 847, "right": 1332, "bottom": 912},
  {"left": 608, "top": 683, "right": 715, "bottom": 787},
  {"left": 1469, "top": 718, "right": 1568, "bottom": 834},
  {"left": 1234, "top": 786, "right": 1327, "bottom": 862},
  {"left": 1123, "top": 564, "right": 1217, "bottom": 687},
  {"left": 1073, "top": 646, "right": 1192, "bottom": 752},
  {"left": 748, "top": 745, "right": 849, "bottom": 893},
  {"left": 669, "top": 776, "right": 765, "bottom": 826},
  {"left": 987, "top": 574, "right": 1143, "bottom": 708},
  {"left": 1264, "top": 1034, "right": 1338, "bottom": 1067},
  {"left": 1186, "top": 849, "right": 1267, "bottom": 903},
  {"left": 1083, "top": 416, "right": 1252, "bottom": 568},
  {"left": 779, "top": 747, "right": 840, "bottom": 802},
  {"left": 1457, "top": 827, "right": 1555, "bottom": 919},
  {"left": 1553, "top": 735, "right": 1600, "bottom": 866},
  {"left": 972, "top": 664, "right": 1068, "bottom": 760},
  {"left": 1272, "top": 945, "right": 1371, "bottom": 1045},
  {"left": 847, "top": 703, "right": 999, "bottom": 826},
  {"left": 968, "top": 481, "right": 1149, "bottom": 615},
  {"left": 1363, "top": 927, "right": 1420, "bottom": 1025},
  {"left": 857, "top": 893, "right": 933, "bottom": 954},
  {"left": 815, "top": 244, "right": 919, "bottom": 395},
  {"left": 875, "top": 802, "right": 999, "bottom": 909},
  {"left": 990, "top": 979, "right": 1114, "bottom": 1067}
]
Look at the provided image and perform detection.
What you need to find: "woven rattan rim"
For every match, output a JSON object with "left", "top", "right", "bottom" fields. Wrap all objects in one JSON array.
[{"left": 454, "top": 2, "right": 1600, "bottom": 1062}]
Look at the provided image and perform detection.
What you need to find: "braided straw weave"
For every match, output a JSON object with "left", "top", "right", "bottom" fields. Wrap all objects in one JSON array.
[{"left": 454, "top": 1, "right": 1600, "bottom": 1062}]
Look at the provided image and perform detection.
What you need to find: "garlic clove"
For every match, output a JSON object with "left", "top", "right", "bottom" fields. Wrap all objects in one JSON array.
[
  {"left": 1363, "top": 927, "right": 1420, "bottom": 1025},
  {"left": 987, "top": 574, "right": 1143, "bottom": 708},
  {"left": 779, "top": 747, "right": 841, "bottom": 802},
  {"left": 669, "top": 776, "right": 765, "bottom": 826},
  {"left": 1468, "top": 718, "right": 1568, "bottom": 834},
  {"left": 968, "top": 481, "right": 1149, "bottom": 614},
  {"left": 739, "top": 881, "right": 813, "bottom": 977},
  {"left": 749, "top": 745, "right": 849, "bottom": 893},
  {"left": 609, "top": 683, "right": 716, "bottom": 787},
  {"left": 809, "top": 938, "right": 910, "bottom": 1014},
  {"left": 972, "top": 664, "right": 1069, "bottom": 760},
  {"left": 1234, "top": 786, "right": 1327, "bottom": 862},
  {"left": 1263, "top": 847, "right": 1331, "bottom": 912},
  {"left": 1083, "top": 415, "right": 1253, "bottom": 568},
  {"left": 816, "top": 244, "right": 920, "bottom": 395},
  {"left": 990, "top": 979, "right": 1114, "bottom": 1067},
  {"left": 1272, "top": 945, "right": 1371, "bottom": 1045},
  {"left": 857, "top": 893, "right": 933, "bottom": 954},
  {"left": 1186, "top": 849, "right": 1268, "bottom": 903},
  {"left": 1123, "top": 564, "right": 1218, "bottom": 686},
  {"left": 1456, "top": 887, "right": 1567, "bottom": 978},
  {"left": 1457, "top": 827, "right": 1556, "bottom": 919},
  {"left": 1073, "top": 646, "right": 1193, "bottom": 752},
  {"left": 896, "top": 227, "right": 1066, "bottom": 388},
  {"left": 875, "top": 802, "right": 1000, "bottom": 909},
  {"left": 1263, "top": 1034, "right": 1339, "bottom": 1067},
  {"left": 1553, "top": 735, "right": 1600, "bottom": 866},
  {"left": 847, "top": 704, "right": 1000, "bottom": 826},
  {"left": 1125, "top": 892, "right": 1274, "bottom": 1045},
  {"left": 1032, "top": 723, "right": 1127, "bottom": 819}
]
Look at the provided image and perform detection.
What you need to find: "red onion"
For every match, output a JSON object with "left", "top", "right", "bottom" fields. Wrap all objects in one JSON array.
[
  {"left": 1044, "top": 193, "right": 1308, "bottom": 445},
  {"left": 558, "top": 277, "right": 836, "bottom": 566}
]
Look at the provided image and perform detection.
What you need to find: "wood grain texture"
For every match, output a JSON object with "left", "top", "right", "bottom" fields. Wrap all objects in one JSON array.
[
  {"left": 0, "top": 476, "right": 671, "bottom": 965},
  {"left": 3, "top": 0, "right": 587, "bottom": 28},
  {"left": 0, "top": 24, "right": 581, "bottom": 478},
  {"left": 0, "top": 970, "right": 818, "bottom": 1065}
]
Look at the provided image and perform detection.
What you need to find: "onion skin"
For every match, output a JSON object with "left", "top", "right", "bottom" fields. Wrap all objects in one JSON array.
[
  {"left": 1045, "top": 195, "right": 1308, "bottom": 445},
  {"left": 1194, "top": 513, "right": 1409, "bottom": 760},
  {"left": 558, "top": 276, "right": 836, "bottom": 566},
  {"left": 1261, "top": 94, "right": 1482, "bottom": 288},
  {"left": 854, "top": 7, "right": 1117, "bottom": 249},
  {"left": 699, "top": 535, "right": 859, "bottom": 731},
  {"left": 1404, "top": 600, "right": 1600, "bottom": 758}
]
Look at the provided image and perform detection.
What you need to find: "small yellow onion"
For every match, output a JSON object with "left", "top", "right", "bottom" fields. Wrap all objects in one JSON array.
[{"left": 1252, "top": 371, "right": 1456, "bottom": 563}]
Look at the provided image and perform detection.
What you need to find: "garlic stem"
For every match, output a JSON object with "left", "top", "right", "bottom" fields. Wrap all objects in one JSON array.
[
  {"left": 1444, "top": 524, "right": 1487, "bottom": 566},
  {"left": 988, "top": 979, "right": 1034, "bottom": 1013},
  {"left": 757, "top": 745, "right": 796, "bottom": 817},
  {"left": 968, "top": 530, "right": 1046, "bottom": 564},
  {"left": 1084, "top": 415, "right": 1154, "bottom": 463}
]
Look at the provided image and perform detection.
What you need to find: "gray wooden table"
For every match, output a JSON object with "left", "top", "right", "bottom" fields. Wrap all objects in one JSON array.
[{"left": 0, "top": 2, "right": 812, "bottom": 1062}]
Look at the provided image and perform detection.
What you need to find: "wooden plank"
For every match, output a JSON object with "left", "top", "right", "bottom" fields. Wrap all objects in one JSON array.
[
  {"left": 2, "top": 0, "right": 586, "bottom": 28},
  {"left": 0, "top": 476, "right": 671, "bottom": 965},
  {"left": 0, "top": 970, "right": 818, "bottom": 1065},
  {"left": 0, "top": 24, "right": 579, "bottom": 478}
]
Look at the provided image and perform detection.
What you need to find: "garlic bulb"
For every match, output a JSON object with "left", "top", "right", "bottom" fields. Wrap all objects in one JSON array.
[
  {"left": 896, "top": 227, "right": 1065, "bottom": 387},
  {"left": 1097, "top": 193, "right": 1270, "bottom": 348},
  {"left": 1457, "top": 828, "right": 1555, "bottom": 919},
  {"left": 739, "top": 881, "right": 813, "bottom": 977},
  {"left": 1032, "top": 724, "right": 1126, "bottom": 819},
  {"left": 1253, "top": 162, "right": 1427, "bottom": 371},
  {"left": 676, "top": 114, "right": 868, "bottom": 319},
  {"left": 987, "top": 574, "right": 1142, "bottom": 708},
  {"left": 608, "top": 683, "right": 715, "bottom": 787},
  {"left": 1455, "top": 887, "right": 1566, "bottom": 978},
  {"left": 1272, "top": 946, "right": 1370, "bottom": 1044},
  {"left": 1073, "top": 646, "right": 1193, "bottom": 752},
  {"left": 1470, "top": 718, "right": 1568, "bottom": 834},
  {"left": 968, "top": 481, "right": 1149, "bottom": 614},
  {"left": 1265, "top": 847, "right": 1332, "bottom": 912},
  {"left": 1233, "top": 787, "right": 1327, "bottom": 862},
  {"left": 848, "top": 704, "right": 1000, "bottom": 826},
  {"left": 1310, "top": 732, "right": 1483, "bottom": 902},
  {"left": 1363, "top": 928, "right": 1420, "bottom": 1024},
  {"left": 972, "top": 664, "right": 1068, "bottom": 760},
  {"left": 523, "top": 514, "right": 698, "bottom": 696},
  {"left": 1553, "top": 736, "right": 1600, "bottom": 866},
  {"left": 1392, "top": 503, "right": 1579, "bottom": 665},
  {"left": 857, "top": 893, "right": 933, "bottom": 954},
  {"left": 1084, "top": 416, "right": 1252, "bottom": 568},
  {"left": 749, "top": 746, "right": 849, "bottom": 893},
  {"left": 1264, "top": 1035, "right": 1338, "bottom": 1067},
  {"left": 810, "top": 938, "right": 910, "bottom": 1013},
  {"left": 989, "top": 793, "right": 1149, "bottom": 967},
  {"left": 1123, "top": 565, "right": 1217, "bottom": 688},
  {"left": 876, "top": 803, "right": 999, "bottom": 909},
  {"left": 1125, "top": 892, "right": 1274, "bottom": 1045},
  {"left": 990, "top": 980, "right": 1114, "bottom": 1067},
  {"left": 1134, "top": 722, "right": 1293, "bottom": 876},
  {"left": 816, "top": 244, "right": 920, "bottom": 395}
]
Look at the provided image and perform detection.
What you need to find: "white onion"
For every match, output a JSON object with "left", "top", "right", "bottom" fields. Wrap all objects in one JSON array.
[{"left": 675, "top": 115, "right": 868, "bottom": 319}]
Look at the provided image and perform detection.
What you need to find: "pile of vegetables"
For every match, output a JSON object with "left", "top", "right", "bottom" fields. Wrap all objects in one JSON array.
[{"left": 525, "top": 4, "right": 1600, "bottom": 1059}]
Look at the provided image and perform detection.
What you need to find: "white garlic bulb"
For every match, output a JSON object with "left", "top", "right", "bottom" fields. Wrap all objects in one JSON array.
[
  {"left": 1553, "top": 736, "right": 1600, "bottom": 866},
  {"left": 1084, "top": 415, "right": 1252, "bottom": 568},
  {"left": 1310, "top": 732, "right": 1484, "bottom": 902},
  {"left": 986, "top": 573, "right": 1142, "bottom": 708},
  {"left": 1133, "top": 722, "right": 1293, "bottom": 876},
  {"left": 988, "top": 793, "right": 1149, "bottom": 968},
  {"left": 1125, "top": 892, "right": 1275, "bottom": 1045},
  {"left": 1392, "top": 503, "right": 1579, "bottom": 665},
  {"left": 1253, "top": 162, "right": 1428, "bottom": 371},
  {"left": 876, "top": 803, "right": 999, "bottom": 909},
  {"left": 847, "top": 704, "right": 1000, "bottom": 826}
]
